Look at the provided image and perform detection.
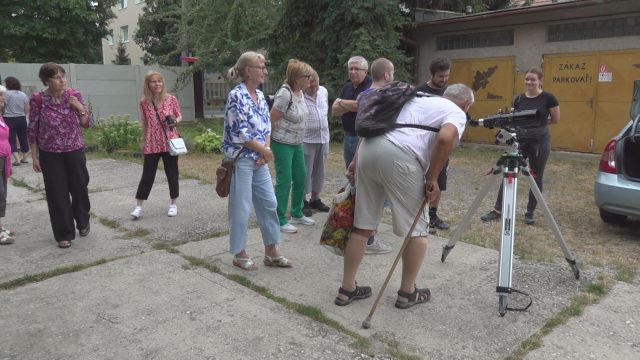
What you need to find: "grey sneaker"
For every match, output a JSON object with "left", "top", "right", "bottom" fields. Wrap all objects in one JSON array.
[
  {"left": 365, "top": 237, "right": 392, "bottom": 255},
  {"left": 480, "top": 210, "right": 501, "bottom": 222},
  {"left": 524, "top": 212, "right": 535, "bottom": 225}
]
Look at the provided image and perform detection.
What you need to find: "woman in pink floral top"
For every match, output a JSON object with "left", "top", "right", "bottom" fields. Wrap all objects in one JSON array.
[
  {"left": 131, "top": 71, "right": 182, "bottom": 219},
  {"left": 0, "top": 86, "right": 16, "bottom": 244},
  {"left": 28, "top": 62, "right": 92, "bottom": 248}
]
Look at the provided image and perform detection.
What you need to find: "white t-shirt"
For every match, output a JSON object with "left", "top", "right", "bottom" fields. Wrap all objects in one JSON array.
[{"left": 385, "top": 96, "right": 467, "bottom": 171}]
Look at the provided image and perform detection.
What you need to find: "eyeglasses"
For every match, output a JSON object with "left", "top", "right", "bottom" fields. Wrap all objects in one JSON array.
[
  {"left": 349, "top": 67, "right": 366, "bottom": 72},
  {"left": 250, "top": 66, "right": 268, "bottom": 73},
  {"left": 51, "top": 74, "right": 67, "bottom": 81},
  {"left": 300, "top": 75, "right": 313, "bottom": 80}
]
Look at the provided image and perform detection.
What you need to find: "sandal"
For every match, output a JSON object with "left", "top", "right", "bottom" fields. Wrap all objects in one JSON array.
[
  {"left": 79, "top": 223, "right": 90, "bottom": 237},
  {"left": 232, "top": 256, "right": 258, "bottom": 271},
  {"left": 20, "top": 160, "right": 29, "bottom": 164},
  {"left": 395, "top": 285, "right": 431, "bottom": 309},
  {"left": 58, "top": 241, "right": 71, "bottom": 249},
  {"left": 334, "top": 283, "right": 372, "bottom": 306},
  {"left": 2, "top": 227, "right": 15, "bottom": 236},
  {"left": 263, "top": 255, "right": 292, "bottom": 267},
  {"left": 12, "top": 162, "right": 20, "bottom": 166},
  {"left": 0, "top": 232, "right": 15, "bottom": 245}
]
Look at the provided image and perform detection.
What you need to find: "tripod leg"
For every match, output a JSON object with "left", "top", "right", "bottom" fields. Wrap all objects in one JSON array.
[
  {"left": 441, "top": 166, "right": 502, "bottom": 262},
  {"left": 522, "top": 167, "right": 580, "bottom": 279},
  {"left": 496, "top": 164, "right": 518, "bottom": 316}
]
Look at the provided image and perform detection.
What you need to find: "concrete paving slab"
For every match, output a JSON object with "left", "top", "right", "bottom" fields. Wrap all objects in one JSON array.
[
  {"left": 179, "top": 223, "right": 603, "bottom": 359},
  {"left": 0, "top": 185, "right": 153, "bottom": 283},
  {"left": 526, "top": 279, "right": 640, "bottom": 360},
  {"left": 0, "top": 251, "right": 367, "bottom": 360},
  {"left": 87, "top": 179, "right": 237, "bottom": 243}
]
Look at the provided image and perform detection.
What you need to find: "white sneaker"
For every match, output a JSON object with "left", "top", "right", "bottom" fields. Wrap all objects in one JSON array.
[
  {"left": 365, "top": 237, "right": 392, "bottom": 255},
  {"left": 280, "top": 223, "right": 298, "bottom": 233},
  {"left": 290, "top": 216, "right": 315, "bottom": 226},
  {"left": 168, "top": 205, "right": 177, "bottom": 217},
  {"left": 131, "top": 206, "right": 142, "bottom": 218}
]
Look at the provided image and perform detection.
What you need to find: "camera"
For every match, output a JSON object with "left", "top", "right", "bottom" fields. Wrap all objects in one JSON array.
[
  {"left": 164, "top": 115, "right": 176, "bottom": 126},
  {"left": 468, "top": 109, "right": 540, "bottom": 130}
]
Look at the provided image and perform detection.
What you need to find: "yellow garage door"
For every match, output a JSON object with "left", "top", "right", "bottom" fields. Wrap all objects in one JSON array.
[
  {"left": 543, "top": 49, "right": 640, "bottom": 153},
  {"left": 450, "top": 57, "right": 515, "bottom": 143}
]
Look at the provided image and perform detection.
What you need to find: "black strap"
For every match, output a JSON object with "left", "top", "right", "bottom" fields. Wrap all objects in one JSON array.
[
  {"left": 394, "top": 123, "right": 440, "bottom": 133},
  {"left": 277, "top": 85, "right": 293, "bottom": 112},
  {"left": 505, "top": 288, "right": 533, "bottom": 312},
  {"left": 151, "top": 100, "right": 175, "bottom": 143}
]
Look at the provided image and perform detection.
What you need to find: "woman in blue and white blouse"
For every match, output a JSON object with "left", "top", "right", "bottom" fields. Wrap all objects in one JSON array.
[{"left": 221, "top": 51, "right": 293, "bottom": 271}]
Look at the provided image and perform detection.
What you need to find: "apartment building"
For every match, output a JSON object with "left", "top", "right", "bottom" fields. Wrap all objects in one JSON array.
[{"left": 102, "top": 0, "right": 146, "bottom": 65}]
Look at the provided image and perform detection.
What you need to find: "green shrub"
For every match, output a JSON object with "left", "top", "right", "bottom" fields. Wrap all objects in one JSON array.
[
  {"left": 194, "top": 129, "right": 222, "bottom": 153},
  {"left": 96, "top": 115, "right": 142, "bottom": 153}
]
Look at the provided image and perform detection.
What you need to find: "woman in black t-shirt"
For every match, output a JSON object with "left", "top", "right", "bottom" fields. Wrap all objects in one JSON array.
[{"left": 480, "top": 67, "right": 560, "bottom": 225}]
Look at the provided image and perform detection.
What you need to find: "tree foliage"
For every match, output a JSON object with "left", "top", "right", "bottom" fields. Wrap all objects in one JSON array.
[
  {"left": 1, "top": 0, "right": 117, "bottom": 64},
  {"left": 401, "top": 0, "right": 516, "bottom": 12},
  {"left": 266, "top": 0, "right": 412, "bottom": 100},
  {"left": 133, "top": 0, "right": 182, "bottom": 66},
  {"left": 114, "top": 40, "right": 130, "bottom": 65}
]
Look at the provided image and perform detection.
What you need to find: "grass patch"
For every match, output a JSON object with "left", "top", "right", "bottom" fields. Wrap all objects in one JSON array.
[
  {"left": 0, "top": 256, "right": 128, "bottom": 290},
  {"left": 506, "top": 277, "right": 612, "bottom": 359},
  {"left": 614, "top": 265, "right": 637, "bottom": 284},
  {"left": 10, "top": 178, "right": 29, "bottom": 188},
  {"left": 152, "top": 242, "right": 179, "bottom": 254},
  {"left": 373, "top": 333, "right": 421, "bottom": 360},
  {"left": 98, "top": 217, "right": 121, "bottom": 229},
  {"left": 122, "top": 228, "right": 151, "bottom": 239}
]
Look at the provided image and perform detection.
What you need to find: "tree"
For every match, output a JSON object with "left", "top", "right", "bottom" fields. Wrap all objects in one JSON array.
[
  {"left": 266, "top": 0, "right": 412, "bottom": 100},
  {"left": 114, "top": 40, "right": 130, "bottom": 65},
  {"left": 401, "top": 0, "right": 516, "bottom": 12},
  {"left": 133, "top": 0, "right": 182, "bottom": 66},
  {"left": 1, "top": 0, "right": 118, "bottom": 64}
]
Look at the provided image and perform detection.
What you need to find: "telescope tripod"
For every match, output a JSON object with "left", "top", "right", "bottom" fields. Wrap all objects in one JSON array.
[{"left": 440, "top": 129, "right": 580, "bottom": 316}]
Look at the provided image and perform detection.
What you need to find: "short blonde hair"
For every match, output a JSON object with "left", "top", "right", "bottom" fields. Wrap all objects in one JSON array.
[
  {"left": 228, "top": 51, "right": 266, "bottom": 81},
  {"left": 284, "top": 59, "right": 313, "bottom": 88},
  {"left": 143, "top": 71, "right": 167, "bottom": 103}
]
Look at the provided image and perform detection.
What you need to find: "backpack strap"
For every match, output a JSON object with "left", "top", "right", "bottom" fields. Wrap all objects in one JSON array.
[
  {"left": 68, "top": 88, "right": 73, "bottom": 97},
  {"left": 395, "top": 124, "right": 440, "bottom": 133},
  {"left": 278, "top": 85, "right": 293, "bottom": 112},
  {"left": 34, "top": 92, "right": 41, "bottom": 111}
]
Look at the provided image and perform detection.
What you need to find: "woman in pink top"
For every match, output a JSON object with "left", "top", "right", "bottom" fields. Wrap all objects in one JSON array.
[
  {"left": 28, "top": 63, "right": 92, "bottom": 248},
  {"left": 131, "top": 71, "right": 182, "bottom": 219},
  {"left": 0, "top": 86, "right": 16, "bottom": 244}
]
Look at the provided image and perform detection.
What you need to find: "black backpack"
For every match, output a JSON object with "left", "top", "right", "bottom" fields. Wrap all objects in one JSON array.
[
  {"left": 267, "top": 85, "right": 293, "bottom": 112},
  {"left": 355, "top": 81, "right": 440, "bottom": 138}
]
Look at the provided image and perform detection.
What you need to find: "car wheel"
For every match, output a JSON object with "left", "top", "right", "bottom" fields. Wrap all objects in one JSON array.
[{"left": 599, "top": 208, "right": 628, "bottom": 224}]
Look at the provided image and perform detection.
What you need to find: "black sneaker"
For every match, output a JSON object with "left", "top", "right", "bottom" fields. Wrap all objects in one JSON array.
[
  {"left": 480, "top": 210, "right": 501, "bottom": 222},
  {"left": 524, "top": 212, "right": 535, "bottom": 225},
  {"left": 302, "top": 201, "right": 313, "bottom": 217},
  {"left": 430, "top": 215, "right": 450, "bottom": 230},
  {"left": 309, "top": 199, "right": 330, "bottom": 212}
]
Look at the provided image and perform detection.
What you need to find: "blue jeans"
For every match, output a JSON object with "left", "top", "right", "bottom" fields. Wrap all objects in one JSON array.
[
  {"left": 343, "top": 134, "right": 360, "bottom": 170},
  {"left": 228, "top": 157, "right": 281, "bottom": 254}
]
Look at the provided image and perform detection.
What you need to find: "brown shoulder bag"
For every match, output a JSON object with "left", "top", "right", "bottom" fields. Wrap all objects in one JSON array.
[{"left": 215, "top": 148, "right": 244, "bottom": 197}]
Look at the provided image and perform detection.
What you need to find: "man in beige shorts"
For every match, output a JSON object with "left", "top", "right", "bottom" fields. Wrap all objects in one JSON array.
[{"left": 335, "top": 84, "right": 474, "bottom": 309}]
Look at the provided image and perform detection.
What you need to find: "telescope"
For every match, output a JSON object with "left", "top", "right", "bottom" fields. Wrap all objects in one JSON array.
[{"left": 468, "top": 109, "right": 540, "bottom": 129}]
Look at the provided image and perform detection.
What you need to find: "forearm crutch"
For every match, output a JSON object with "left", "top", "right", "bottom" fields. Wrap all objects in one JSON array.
[{"left": 362, "top": 196, "right": 430, "bottom": 329}]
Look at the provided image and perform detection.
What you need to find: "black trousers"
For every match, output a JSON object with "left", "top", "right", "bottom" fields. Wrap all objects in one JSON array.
[
  {"left": 39, "top": 149, "right": 91, "bottom": 242},
  {"left": 5, "top": 116, "right": 29, "bottom": 153},
  {"left": 135, "top": 152, "right": 179, "bottom": 200},
  {"left": 494, "top": 132, "right": 551, "bottom": 213}
]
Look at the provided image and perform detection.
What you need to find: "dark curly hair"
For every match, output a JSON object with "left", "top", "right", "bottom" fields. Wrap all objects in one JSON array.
[{"left": 4, "top": 77, "right": 21, "bottom": 91}]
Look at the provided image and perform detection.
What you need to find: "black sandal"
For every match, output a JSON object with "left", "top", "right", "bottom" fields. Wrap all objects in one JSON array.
[
  {"left": 58, "top": 241, "right": 71, "bottom": 249},
  {"left": 79, "top": 223, "right": 90, "bottom": 237},
  {"left": 334, "top": 283, "right": 372, "bottom": 306},
  {"left": 395, "top": 285, "right": 431, "bottom": 309}
]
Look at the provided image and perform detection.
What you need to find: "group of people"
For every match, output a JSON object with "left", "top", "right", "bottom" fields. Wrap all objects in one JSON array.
[{"left": 1, "top": 54, "right": 560, "bottom": 313}]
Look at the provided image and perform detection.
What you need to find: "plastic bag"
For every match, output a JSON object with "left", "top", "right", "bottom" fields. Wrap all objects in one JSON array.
[{"left": 319, "top": 182, "right": 356, "bottom": 256}]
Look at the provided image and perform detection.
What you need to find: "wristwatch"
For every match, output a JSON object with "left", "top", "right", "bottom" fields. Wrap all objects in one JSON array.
[
  {"left": 337, "top": 98, "right": 343, "bottom": 105},
  {"left": 78, "top": 110, "right": 86, "bottom": 116}
]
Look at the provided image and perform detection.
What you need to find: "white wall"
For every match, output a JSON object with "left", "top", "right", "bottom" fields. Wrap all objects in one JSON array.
[{"left": 0, "top": 63, "right": 195, "bottom": 122}]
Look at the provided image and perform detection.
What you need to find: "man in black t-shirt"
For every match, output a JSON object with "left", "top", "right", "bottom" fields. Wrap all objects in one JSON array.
[{"left": 416, "top": 57, "right": 452, "bottom": 234}]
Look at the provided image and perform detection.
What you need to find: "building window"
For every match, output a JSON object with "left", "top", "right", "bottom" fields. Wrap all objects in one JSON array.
[
  {"left": 139, "top": 57, "right": 145, "bottom": 65},
  {"left": 108, "top": 31, "right": 113, "bottom": 46},
  {"left": 120, "top": 26, "right": 129, "bottom": 42},
  {"left": 549, "top": 16, "right": 640, "bottom": 42},
  {"left": 118, "top": 0, "right": 127, "bottom": 9},
  {"left": 436, "top": 29, "right": 514, "bottom": 50}
]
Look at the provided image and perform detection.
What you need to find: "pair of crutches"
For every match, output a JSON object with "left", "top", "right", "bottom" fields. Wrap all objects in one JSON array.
[{"left": 362, "top": 197, "right": 430, "bottom": 329}]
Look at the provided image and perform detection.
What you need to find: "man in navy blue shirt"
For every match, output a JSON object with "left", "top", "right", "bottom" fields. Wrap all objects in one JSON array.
[{"left": 332, "top": 56, "right": 391, "bottom": 255}]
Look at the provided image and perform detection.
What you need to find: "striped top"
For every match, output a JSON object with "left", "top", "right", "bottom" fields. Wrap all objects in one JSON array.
[{"left": 303, "top": 86, "right": 330, "bottom": 144}]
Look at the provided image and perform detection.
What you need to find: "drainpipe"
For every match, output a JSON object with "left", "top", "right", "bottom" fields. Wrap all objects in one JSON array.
[{"left": 400, "top": 37, "right": 419, "bottom": 84}]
